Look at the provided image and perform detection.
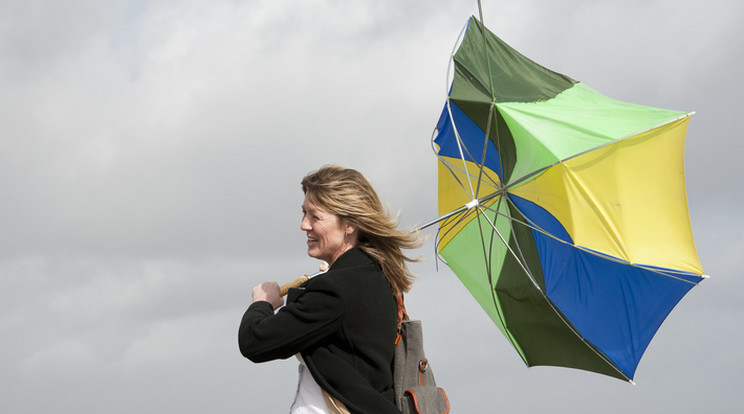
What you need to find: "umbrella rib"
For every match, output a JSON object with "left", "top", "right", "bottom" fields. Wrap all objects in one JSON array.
[
  {"left": 432, "top": 121, "right": 496, "bottom": 199},
  {"left": 476, "top": 5, "right": 496, "bottom": 100},
  {"left": 437, "top": 197, "right": 697, "bottom": 285},
  {"left": 437, "top": 208, "right": 477, "bottom": 247},
  {"left": 473, "top": 198, "right": 617, "bottom": 372},
  {"left": 487, "top": 201, "right": 623, "bottom": 377},
  {"left": 433, "top": 195, "right": 529, "bottom": 355},
  {"left": 470, "top": 10, "right": 506, "bottom": 192},
  {"left": 473, "top": 200, "right": 527, "bottom": 357},
  {"left": 434, "top": 147, "right": 499, "bottom": 192},
  {"left": 474, "top": 101, "right": 498, "bottom": 200},
  {"left": 500, "top": 112, "right": 695, "bottom": 192},
  {"left": 448, "top": 101, "right": 475, "bottom": 198},
  {"left": 441, "top": 99, "right": 501, "bottom": 197},
  {"left": 439, "top": 16, "right": 502, "bottom": 201},
  {"left": 473, "top": 4, "right": 500, "bottom": 200},
  {"left": 501, "top": 197, "right": 542, "bottom": 289},
  {"left": 434, "top": 147, "right": 501, "bottom": 194},
  {"left": 444, "top": 19, "right": 469, "bottom": 91},
  {"left": 478, "top": 199, "right": 703, "bottom": 285},
  {"left": 434, "top": 151, "right": 474, "bottom": 199},
  {"left": 442, "top": 18, "right": 480, "bottom": 200},
  {"left": 475, "top": 201, "right": 541, "bottom": 291},
  {"left": 486, "top": 197, "right": 633, "bottom": 381}
]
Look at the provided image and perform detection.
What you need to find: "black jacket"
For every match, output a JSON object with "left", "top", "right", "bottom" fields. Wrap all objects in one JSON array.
[{"left": 239, "top": 248, "right": 402, "bottom": 414}]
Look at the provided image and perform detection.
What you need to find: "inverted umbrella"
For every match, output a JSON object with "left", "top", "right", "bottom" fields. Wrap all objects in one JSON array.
[{"left": 431, "top": 16, "right": 706, "bottom": 382}]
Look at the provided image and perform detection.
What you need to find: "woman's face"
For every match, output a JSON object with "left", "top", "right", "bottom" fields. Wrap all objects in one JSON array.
[{"left": 300, "top": 195, "right": 356, "bottom": 266}]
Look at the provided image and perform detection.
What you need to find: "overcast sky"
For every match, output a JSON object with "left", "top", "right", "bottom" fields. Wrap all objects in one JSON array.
[{"left": 1, "top": 0, "right": 741, "bottom": 412}]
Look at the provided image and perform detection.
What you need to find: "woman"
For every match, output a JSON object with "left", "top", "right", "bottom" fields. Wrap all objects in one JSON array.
[{"left": 239, "top": 166, "right": 422, "bottom": 414}]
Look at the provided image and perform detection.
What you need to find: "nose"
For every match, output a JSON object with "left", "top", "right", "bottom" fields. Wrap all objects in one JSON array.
[{"left": 300, "top": 215, "right": 311, "bottom": 231}]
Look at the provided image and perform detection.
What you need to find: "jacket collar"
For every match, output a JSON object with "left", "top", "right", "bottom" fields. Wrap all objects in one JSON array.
[{"left": 328, "top": 247, "right": 374, "bottom": 271}]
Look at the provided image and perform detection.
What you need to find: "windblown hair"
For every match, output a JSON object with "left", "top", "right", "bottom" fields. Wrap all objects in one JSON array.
[{"left": 301, "top": 165, "right": 423, "bottom": 295}]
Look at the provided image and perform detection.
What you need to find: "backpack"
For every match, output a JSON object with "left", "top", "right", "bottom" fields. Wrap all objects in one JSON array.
[{"left": 393, "top": 296, "right": 450, "bottom": 414}]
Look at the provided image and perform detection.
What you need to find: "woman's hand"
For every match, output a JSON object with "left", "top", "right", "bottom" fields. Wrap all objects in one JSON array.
[{"left": 252, "top": 282, "right": 284, "bottom": 310}]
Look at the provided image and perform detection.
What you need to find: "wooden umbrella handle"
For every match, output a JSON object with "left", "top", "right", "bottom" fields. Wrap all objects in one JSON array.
[{"left": 279, "top": 275, "right": 309, "bottom": 296}]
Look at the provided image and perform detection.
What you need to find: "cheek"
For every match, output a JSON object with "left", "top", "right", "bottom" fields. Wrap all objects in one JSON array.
[{"left": 330, "top": 230, "right": 347, "bottom": 245}]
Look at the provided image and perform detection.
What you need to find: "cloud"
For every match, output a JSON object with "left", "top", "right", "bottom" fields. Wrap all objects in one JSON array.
[
  {"left": 18, "top": 338, "right": 99, "bottom": 374},
  {"left": 117, "top": 311, "right": 233, "bottom": 367},
  {"left": 0, "top": 1, "right": 741, "bottom": 413}
]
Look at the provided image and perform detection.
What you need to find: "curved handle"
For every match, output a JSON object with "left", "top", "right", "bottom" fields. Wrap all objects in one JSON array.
[{"left": 279, "top": 275, "right": 309, "bottom": 296}]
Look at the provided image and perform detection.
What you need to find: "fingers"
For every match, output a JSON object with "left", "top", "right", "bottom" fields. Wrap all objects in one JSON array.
[
  {"left": 319, "top": 261, "right": 329, "bottom": 272},
  {"left": 252, "top": 282, "right": 284, "bottom": 309}
]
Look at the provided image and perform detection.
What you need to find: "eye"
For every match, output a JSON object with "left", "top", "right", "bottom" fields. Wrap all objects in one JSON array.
[{"left": 301, "top": 209, "right": 320, "bottom": 222}]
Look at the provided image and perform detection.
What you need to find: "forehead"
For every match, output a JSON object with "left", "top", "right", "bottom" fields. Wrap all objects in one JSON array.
[{"left": 302, "top": 195, "right": 327, "bottom": 213}]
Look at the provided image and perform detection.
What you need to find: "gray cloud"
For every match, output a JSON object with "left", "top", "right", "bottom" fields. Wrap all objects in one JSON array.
[{"left": 1, "top": 0, "right": 740, "bottom": 412}]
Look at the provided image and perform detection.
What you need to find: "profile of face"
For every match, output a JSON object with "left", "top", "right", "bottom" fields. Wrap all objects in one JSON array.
[{"left": 300, "top": 195, "right": 357, "bottom": 266}]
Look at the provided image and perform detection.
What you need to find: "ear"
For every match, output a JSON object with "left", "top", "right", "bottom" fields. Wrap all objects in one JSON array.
[{"left": 344, "top": 223, "right": 357, "bottom": 237}]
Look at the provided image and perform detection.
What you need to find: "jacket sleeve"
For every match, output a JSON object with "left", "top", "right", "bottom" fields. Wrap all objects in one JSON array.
[{"left": 238, "top": 280, "right": 344, "bottom": 363}]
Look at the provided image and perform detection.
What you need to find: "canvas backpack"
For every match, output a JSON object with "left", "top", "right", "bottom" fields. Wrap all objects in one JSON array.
[{"left": 393, "top": 296, "right": 450, "bottom": 414}]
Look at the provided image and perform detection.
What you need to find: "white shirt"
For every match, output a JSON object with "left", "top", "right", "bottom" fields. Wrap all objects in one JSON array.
[{"left": 289, "top": 354, "right": 329, "bottom": 414}]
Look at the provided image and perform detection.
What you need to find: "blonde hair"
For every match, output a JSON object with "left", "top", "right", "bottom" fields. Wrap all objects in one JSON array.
[{"left": 301, "top": 165, "right": 422, "bottom": 295}]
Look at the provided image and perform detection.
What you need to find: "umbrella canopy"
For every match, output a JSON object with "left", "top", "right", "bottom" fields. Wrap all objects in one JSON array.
[{"left": 433, "top": 16, "right": 706, "bottom": 382}]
